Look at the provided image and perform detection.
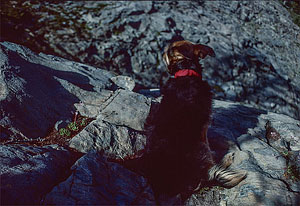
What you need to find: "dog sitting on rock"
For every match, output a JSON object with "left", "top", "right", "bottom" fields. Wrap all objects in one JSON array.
[{"left": 114, "top": 40, "right": 247, "bottom": 202}]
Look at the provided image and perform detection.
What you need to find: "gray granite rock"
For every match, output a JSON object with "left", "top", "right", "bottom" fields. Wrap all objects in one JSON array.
[
  {"left": 110, "top": 75, "right": 136, "bottom": 91},
  {"left": 2, "top": 1, "right": 300, "bottom": 119},
  {"left": 69, "top": 98, "right": 300, "bottom": 206},
  {"left": 194, "top": 100, "right": 300, "bottom": 206},
  {"left": 69, "top": 97, "right": 300, "bottom": 205},
  {"left": 99, "top": 89, "right": 152, "bottom": 131},
  {"left": 69, "top": 88, "right": 151, "bottom": 157},
  {"left": 68, "top": 118, "right": 147, "bottom": 158},
  {"left": 43, "top": 151, "right": 155, "bottom": 205},
  {"left": 0, "top": 144, "right": 76, "bottom": 205},
  {"left": 0, "top": 41, "right": 115, "bottom": 139}
]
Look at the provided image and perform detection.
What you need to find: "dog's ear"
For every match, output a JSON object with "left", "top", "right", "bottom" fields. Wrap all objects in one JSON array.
[{"left": 193, "top": 44, "right": 216, "bottom": 59}]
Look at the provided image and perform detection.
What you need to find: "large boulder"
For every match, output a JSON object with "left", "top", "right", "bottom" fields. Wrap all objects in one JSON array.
[
  {"left": 43, "top": 151, "right": 155, "bottom": 205},
  {"left": 69, "top": 89, "right": 152, "bottom": 157},
  {"left": 2, "top": 1, "right": 300, "bottom": 119},
  {"left": 0, "top": 41, "right": 115, "bottom": 139}
]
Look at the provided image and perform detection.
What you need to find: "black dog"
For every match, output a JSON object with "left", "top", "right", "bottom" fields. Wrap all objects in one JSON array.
[
  {"left": 147, "top": 40, "right": 246, "bottom": 196},
  {"left": 113, "top": 40, "right": 246, "bottom": 203}
]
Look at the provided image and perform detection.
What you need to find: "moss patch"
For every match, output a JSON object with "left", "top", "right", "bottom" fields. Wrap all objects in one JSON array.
[{"left": 281, "top": 150, "right": 300, "bottom": 182}]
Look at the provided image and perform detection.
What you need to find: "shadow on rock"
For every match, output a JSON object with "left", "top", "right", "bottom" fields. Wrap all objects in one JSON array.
[
  {"left": 0, "top": 48, "right": 94, "bottom": 138},
  {"left": 115, "top": 101, "right": 264, "bottom": 204},
  {"left": 208, "top": 102, "right": 266, "bottom": 161},
  {"left": 0, "top": 144, "right": 81, "bottom": 205},
  {"left": 208, "top": 51, "right": 300, "bottom": 120}
]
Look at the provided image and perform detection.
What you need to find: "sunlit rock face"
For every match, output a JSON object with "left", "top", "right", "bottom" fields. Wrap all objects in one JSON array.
[{"left": 2, "top": 1, "right": 300, "bottom": 119}]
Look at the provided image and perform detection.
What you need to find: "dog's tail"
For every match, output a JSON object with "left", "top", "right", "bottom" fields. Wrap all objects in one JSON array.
[{"left": 208, "top": 153, "right": 247, "bottom": 188}]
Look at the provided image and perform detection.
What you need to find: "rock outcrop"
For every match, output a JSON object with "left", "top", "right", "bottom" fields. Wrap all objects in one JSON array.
[
  {"left": 2, "top": 1, "right": 300, "bottom": 119},
  {"left": 0, "top": 144, "right": 76, "bottom": 205},
  {"left": 43, "top": 152, "right": 155, "bottom": 205},
  {"left": 0, "top": 42, "right": 299, "bottom": 205},
  {"left": 0, "top": 41, "right": 115, "bottom": 139}
]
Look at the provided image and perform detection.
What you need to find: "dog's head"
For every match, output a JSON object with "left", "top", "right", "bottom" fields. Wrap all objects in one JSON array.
[{"left": 163, "top": 40, "right": 215, "bottom": 75}]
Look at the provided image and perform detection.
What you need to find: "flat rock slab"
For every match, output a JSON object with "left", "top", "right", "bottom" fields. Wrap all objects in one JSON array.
[
  {"left": 69, "top": 118, "right": 147, "bottom": 158},
  {"left": 0, "top": 144, "right": 76, "bottom": 205},
  {"left": 99, "top": 89, "right": 152, "bottom": 131},
  {"left": 43, "top": 151, "right": 155, "bottom": 205},
  {"left": 69, "top": 89, "right": 152, "bottom": 156}
]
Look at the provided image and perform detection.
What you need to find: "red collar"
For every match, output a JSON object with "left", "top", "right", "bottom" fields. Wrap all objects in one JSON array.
[{"left": 174, "top": 69, "right": 201, "bottom": 79}]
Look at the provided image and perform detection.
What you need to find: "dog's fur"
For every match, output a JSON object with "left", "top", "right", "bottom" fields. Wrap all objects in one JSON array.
[
  {"left": 114, "top": 40, "right": 246, "bottom": 202},
  {"left": 149, "top": 40, "right": 246, "bottom": 193}
]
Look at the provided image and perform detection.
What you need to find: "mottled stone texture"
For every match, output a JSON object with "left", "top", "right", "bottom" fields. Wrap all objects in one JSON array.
[
  {"left": 43, "top": 152, "right": 155, "bottom": 205},
  {"left": 0, "top": 145, "right": 75, "bottom": 205},
  {"left": 2, "top": 1, "right": 299, "bottom": 119}
]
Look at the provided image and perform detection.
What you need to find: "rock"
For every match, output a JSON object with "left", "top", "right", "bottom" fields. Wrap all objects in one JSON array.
[
  {"left": 68, "top": 98, "right": 300, "bottom": 206},
  {"left": 2, "top": 1, "right": 300, "bottom": 119},
  {"left": 99, "top": 89, "right": 152, "bottom": 131},
  {"left": 110, "top": 75, "right": 136, "bottom": 91},
  {"left": 0, "top": 144, "right": 77, "bottom": 205},
  {"left": 69, "top": 88, "right": 152, "bottom": 156},
  {"left": 0, "top": 41, "right": 115, "bottom": 139},
  {"left": 73, "top": 89, "right": 114, "bottom": 118},
  {"left": 199, "top": 100, "right": 300, "bottom": 206},
  {"left": 43, "top": 151, "right": 155, "bottom": 205},
  {"left": 68, "top": 118, "right": 147, "bottom": 158}
]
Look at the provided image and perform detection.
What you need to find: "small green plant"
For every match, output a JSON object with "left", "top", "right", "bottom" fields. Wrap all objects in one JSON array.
[
  {"left": 68, "top": 122, "right": 79, "bottom": 131},
  {"left": 80, "top": 118, "right": 87, "bottom": 127},
  {"left": 282, "top": 150, "right": 289, "bottom": 157},
  {"left": 281, "top": 150, "right": 300, "bottom": 182},
  {"left": 59, "top": 128, "right": 71, "bottom": 137},
  {"left": 284, "top": 165, "right": 300, "bottom": 182}
]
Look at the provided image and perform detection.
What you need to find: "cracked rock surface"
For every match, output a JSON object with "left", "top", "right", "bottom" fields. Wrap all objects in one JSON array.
[
  {"left": 0, "top": 41, "right": 115, "bottom": 139},
  {"left": 0, "top": 42, "right": 299, "bottom": 205},
  {"left": 0, "top": 144, "right": 76, "bottom": 205},
  {"left": 2, "top": 1, "right": 300, "bottom": 119},
  {"left": 204, "top": 101, "right": 300, "bottom": 206},
  {"left": 43, "top": 152, "right": 155, "bottom": 205}
]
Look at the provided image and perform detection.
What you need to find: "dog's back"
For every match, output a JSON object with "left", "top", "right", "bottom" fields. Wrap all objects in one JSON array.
[
  {"left": 159, "top": 76, "right": 212, "bottom": 137},
  {"left": 146, "top": 75, "right": 214, "bottom": 196}
]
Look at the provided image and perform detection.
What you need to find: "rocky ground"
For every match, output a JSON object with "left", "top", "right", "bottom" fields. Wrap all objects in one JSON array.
[
  {"left": 1, "top": 42, "right": 299, "bottom": 205},
  {"left": 1, "top": 1, "right": 300, "bottom": 120}
]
